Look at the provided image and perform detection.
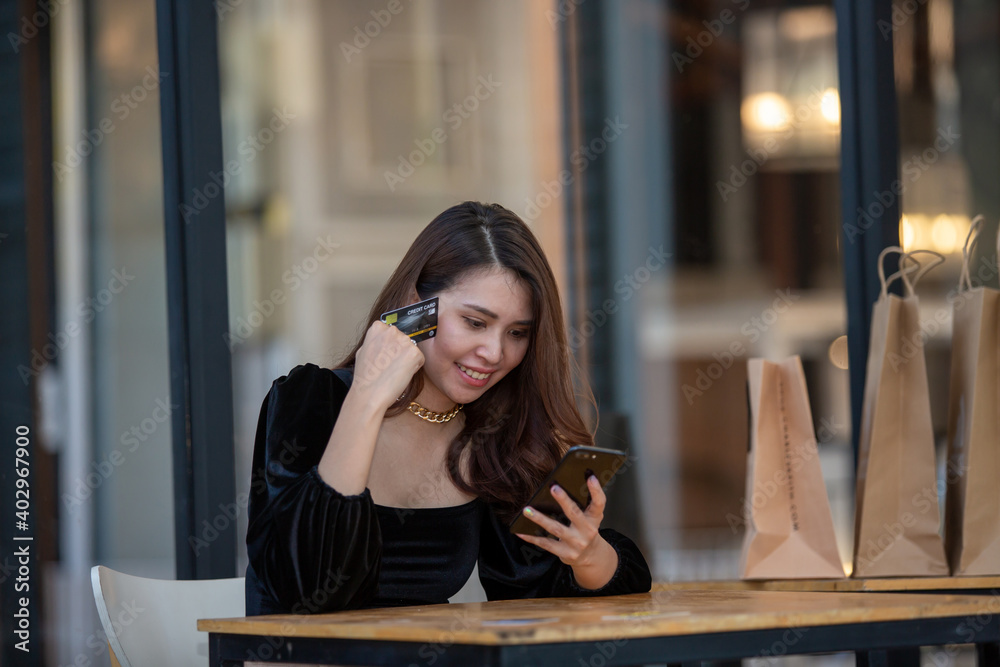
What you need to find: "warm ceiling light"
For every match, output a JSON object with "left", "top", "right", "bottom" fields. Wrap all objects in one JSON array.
[
  {"left": 931, "top": 214, "right": 959, "bottom": 254},
  {"left": 900, "top": 215, "right": 916, "bottom": 252},
  {"left": 742, "top": 93, "right": 792, "bottom": 132},
  {"left": 821, "top": 88, "right": 840, "bottom": 126}
]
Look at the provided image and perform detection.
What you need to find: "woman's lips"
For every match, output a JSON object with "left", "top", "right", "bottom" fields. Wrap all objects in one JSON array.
[{"left": 456, "top": 362, "right": 492, "bottom": 387}]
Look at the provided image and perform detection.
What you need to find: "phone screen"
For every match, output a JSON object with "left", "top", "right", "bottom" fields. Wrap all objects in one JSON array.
[{"left": 508, "top": 446, "right": 628, "bottom": 537}]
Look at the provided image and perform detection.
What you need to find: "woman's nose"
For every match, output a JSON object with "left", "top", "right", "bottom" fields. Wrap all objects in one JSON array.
[{"left": 478, "top": 335, "right": 503, "bottom": 364}]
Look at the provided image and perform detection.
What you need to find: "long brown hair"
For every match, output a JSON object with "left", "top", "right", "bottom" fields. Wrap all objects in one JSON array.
[{"left": 337, "top": 201, "right": 595, "bottom": 519}]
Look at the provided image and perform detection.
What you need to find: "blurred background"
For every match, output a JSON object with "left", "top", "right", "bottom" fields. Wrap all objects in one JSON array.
[{"left": 5, "top": 0, "right": 1000, "bottom": 663}]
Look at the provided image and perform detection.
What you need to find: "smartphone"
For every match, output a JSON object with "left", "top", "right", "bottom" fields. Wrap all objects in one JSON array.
[{"left": 508, "top": 445, "right": 628, "bottom": 537}]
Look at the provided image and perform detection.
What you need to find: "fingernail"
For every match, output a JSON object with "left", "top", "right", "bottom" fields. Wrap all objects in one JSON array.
[
  {"left": 523, "top": 507, "right": 534, "bottom": 517},
  {"left": 589, "top": 475, "right": 598, "bottom": 483},
  {"left": 550, "top": 484, "right": 562, "bottom": 495}
]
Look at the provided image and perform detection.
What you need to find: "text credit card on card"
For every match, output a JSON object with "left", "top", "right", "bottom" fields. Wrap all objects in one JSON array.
[{"left": 380, "top": 297, "right": 438, "bottom": 342}]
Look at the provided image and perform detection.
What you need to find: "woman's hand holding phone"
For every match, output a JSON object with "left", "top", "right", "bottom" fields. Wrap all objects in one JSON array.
[
  {"left": 510, "top": 446, "right": 628, "bottom": 588},
  {"left": 515, "top": 475, "right": 620, "bottom": 589},
  {"left": 353, "top": 319, "right": 425, "bottom": 410}
]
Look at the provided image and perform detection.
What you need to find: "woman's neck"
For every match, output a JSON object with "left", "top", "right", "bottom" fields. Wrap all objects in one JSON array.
[
  {"left": 409, "top": 387, "right": 460, "bottom": 415},
  {"left": 382, "top": 407, "right": 465, "bottom": 449}
]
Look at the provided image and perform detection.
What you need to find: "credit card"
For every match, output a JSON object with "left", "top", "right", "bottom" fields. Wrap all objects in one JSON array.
[{"left": 380, "top": 297, "right": 438, "bottom": 342}]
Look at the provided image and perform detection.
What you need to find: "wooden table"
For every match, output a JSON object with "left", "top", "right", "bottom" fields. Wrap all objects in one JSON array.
[
  {"left": 653, "top": 576, "right": 1000, "bottom": 593},
  {"left": 199, "top": 589, "right": 1000, "bottom": 666}
]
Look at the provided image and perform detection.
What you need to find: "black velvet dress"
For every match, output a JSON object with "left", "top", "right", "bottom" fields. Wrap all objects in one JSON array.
[{"left": 245, "top": 363, "right": 652, "bottom": 615}]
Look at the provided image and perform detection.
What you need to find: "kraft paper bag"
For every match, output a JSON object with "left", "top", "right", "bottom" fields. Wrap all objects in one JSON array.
[
  {"left": 740, "top": 356, "right": 845, "bottom": 579},
  {"left": 852, "top": 247, "right": 949, "bottom": 577},
  {"left": 945, "top": 217, "right": 1000, "bottom": 575}
]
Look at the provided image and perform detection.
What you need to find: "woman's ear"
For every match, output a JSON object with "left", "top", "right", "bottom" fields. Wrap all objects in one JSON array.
[{"left": 408, "top": 286, "right": 421, "bottom": 303}]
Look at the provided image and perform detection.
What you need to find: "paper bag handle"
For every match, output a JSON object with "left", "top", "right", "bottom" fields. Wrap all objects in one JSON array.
[
  {"left": 958, "top": 215, "right": 985, "bottom": 293},
  {"left": 900, "top": 249, "right": 945, "bottom": 293},
  {"left": 878, "top": 246, "right": 944, "bottom": 297},
  {"left": 878, "top": 246, "right": 919, "bottom": 297}
]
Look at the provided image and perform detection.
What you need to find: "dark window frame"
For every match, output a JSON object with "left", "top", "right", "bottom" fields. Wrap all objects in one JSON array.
[
  {"left": 834, "top": 0, "right": 901, "bottom": 461},
  {"left": 155, "top": 0, "right": 237, "bottom": 579}
]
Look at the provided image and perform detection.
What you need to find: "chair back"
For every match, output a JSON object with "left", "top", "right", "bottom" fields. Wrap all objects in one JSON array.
[{"left": 91, "top": 565, "right": 245, "bottom": 667}]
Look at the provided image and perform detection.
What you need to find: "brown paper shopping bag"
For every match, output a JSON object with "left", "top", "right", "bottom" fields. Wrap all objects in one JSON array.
[
  {"left": 945, "top": 217, "right": 1000, "bottom": 575},
  {"left": 852, "top": 247, "right": 949, "bottom": 577},
  {"left": 740, "top": 356, "right": 845, "bottom": 579}
]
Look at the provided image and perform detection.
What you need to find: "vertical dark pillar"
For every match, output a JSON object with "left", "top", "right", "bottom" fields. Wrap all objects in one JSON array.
[
  {"left": 155, "top": 0, "right": 236, "bottom": 579},
  {"left": 834, "top": 0, "right": 902, "bottom": 463},
  {"left": 0, "top": 0, "right": 52, "bottom": 662},
  {"left": 561, "top": 0, "right": 613, "bottom": 410}
]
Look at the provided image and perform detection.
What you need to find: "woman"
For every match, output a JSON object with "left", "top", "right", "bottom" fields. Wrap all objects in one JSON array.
[{"left": 245, "top": 201, "right": 651, "bottom": 615}]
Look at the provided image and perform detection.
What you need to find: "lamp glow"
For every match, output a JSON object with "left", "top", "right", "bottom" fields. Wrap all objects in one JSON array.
[
  {"left": 820, "top": 88, "right": 840, "bottom": 126},
  {"left": 900, "top": 215, "right": 916, "bottom": 252},
  {"left": 931, "top": 215, "right": 959, "bottom": 254},
  {"left": 742, "top": 93, "right": 792, "bottom": 132}
]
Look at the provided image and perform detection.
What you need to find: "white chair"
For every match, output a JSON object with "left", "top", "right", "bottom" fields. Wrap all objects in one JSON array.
[{"left": 90, "top": 565, "right": 245, "bottom": 667}]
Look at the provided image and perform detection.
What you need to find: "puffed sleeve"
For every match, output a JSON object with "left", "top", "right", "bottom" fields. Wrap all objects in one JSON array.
[
  {"left": 477, "top": 504, "right": 652, "bottom": 599},
  {"left": 245, "top": 364, "right": 382, "bottom": 614}
]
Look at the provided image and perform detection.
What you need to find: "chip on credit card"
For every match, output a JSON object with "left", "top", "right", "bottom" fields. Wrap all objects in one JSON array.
[{"left": 380, "top": 297, "right": 438, "bottom": 342}]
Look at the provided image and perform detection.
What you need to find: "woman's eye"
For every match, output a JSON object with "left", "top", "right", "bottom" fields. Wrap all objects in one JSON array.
[
  {"left": 510, "top": 329, "right": 529, "bottom": 339},
  {"left": 464, "top": 317, "right": 485, "bottom": 329}
]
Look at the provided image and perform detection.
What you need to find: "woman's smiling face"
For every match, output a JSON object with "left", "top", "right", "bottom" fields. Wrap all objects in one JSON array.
[{"left": 415, "top": 268, "right": 533, "bottom": 410}]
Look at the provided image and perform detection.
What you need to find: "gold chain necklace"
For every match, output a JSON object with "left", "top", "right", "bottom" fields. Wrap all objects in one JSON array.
[{"left": 407, "top": 401, "right": 464, "bottom": 423}]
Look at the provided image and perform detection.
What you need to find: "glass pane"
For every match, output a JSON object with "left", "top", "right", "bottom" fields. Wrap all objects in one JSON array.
[
  {"left": 895, "top": 0, "right": 1000, "bottom": 271},
  {"left": 218, "top": 2, "right": 565, "bottom": 592},
  {"left": 891, "top": 0, "right": 1000, "bottom": 568},
  {"left": 48, "top": 0, "right": 173, "bottom": 662},
  {"left": 645, "top": 0, "right": 853, "bottom": 578}
]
